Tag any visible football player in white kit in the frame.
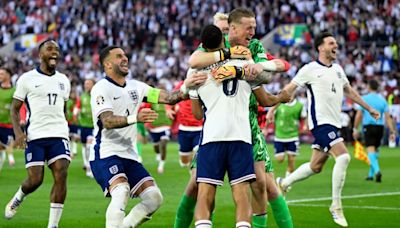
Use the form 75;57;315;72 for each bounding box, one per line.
276;32;380;227
90;45;207;228
5;40;71;228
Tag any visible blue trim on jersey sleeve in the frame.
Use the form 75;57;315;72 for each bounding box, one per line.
105;76;126;88
94;120;103;160
306;84;318;128
24;97;31;132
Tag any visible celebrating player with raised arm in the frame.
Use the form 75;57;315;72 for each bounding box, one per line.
276;31;380;227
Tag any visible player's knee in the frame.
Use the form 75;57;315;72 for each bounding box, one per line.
337;153;351;164
310;164;323;173
140;186;163;214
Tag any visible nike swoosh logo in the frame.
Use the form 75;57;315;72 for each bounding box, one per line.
113;96;121;100
35;84;42;88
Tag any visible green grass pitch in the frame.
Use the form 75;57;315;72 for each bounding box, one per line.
1;142;399;227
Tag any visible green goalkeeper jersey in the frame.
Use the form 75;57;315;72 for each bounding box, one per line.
0;86;15;124
78;92;94;128
274;99;303;141
66;99;76;124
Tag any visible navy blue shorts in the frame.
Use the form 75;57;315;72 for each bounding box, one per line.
25;138;71;168
149;129;170;144
311;124;343;152
78;126;94;144
90;155;153;197
196;141;255;186
178;130;201;154
69;124;79;135
0;127;14;145
274;141;299;155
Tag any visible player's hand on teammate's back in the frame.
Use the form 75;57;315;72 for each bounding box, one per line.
228;46;252;59
14;132;27;149
186;72;208;88
166;108;176;120
266;110;275;124
368;108;380;120
137;108;158;123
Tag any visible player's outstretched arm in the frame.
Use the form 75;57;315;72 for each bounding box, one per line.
10;98;26;148
253;87;291;107
344;84;380;120
99;109;158;129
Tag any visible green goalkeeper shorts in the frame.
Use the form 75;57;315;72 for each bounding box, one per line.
253;130;273;173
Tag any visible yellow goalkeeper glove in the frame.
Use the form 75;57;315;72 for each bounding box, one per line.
211;66;244;83
219;46;251;60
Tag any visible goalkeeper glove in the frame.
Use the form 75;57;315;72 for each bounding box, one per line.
211;66;245;83
217;46;251;61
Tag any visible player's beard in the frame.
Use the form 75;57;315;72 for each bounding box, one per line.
113;64;128;77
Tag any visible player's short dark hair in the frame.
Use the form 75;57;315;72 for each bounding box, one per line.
314;31;334;52
0;67;12;77
228;8;255;24
201;25;223;50
38;39;57;51
99;45;120;68
368;79;379;91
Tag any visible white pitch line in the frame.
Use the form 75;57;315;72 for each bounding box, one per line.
288;203;400;211
287;191;400;204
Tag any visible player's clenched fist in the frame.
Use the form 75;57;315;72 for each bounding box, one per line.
138;108;158;123
211;66;244;83
218;46;251;60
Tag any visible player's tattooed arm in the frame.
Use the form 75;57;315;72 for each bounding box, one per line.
11;98;26;148
158;90;188;105
99;111;128;129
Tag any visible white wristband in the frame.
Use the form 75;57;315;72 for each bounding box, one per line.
259;61;277;71
127;115;137;125
180;83;188;94
213;51;221;62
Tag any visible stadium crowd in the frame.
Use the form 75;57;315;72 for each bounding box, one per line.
0;0;399;142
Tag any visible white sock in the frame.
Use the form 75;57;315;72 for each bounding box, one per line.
158;160;165;168
15;186;26;201
106;183;130;228
47;203;63;228
282;162;315;188
236;221;251;228
332;154;350;208
122;186;163;227
0;151;5;169
195;220;212;228
7;153;15;164
81;147;88;168
85;144;91;165
70;141;77;155
285;170;291;177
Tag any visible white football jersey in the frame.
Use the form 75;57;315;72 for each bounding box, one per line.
292;61;349;130
90;77;151;161
190;59;254;145
13;68;70;141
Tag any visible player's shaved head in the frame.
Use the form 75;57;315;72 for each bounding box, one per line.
201;25;223;50
99;45;120;68
228;8;255;24
314;31;334;52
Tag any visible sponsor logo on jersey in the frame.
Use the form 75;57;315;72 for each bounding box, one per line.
109;165;119;174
